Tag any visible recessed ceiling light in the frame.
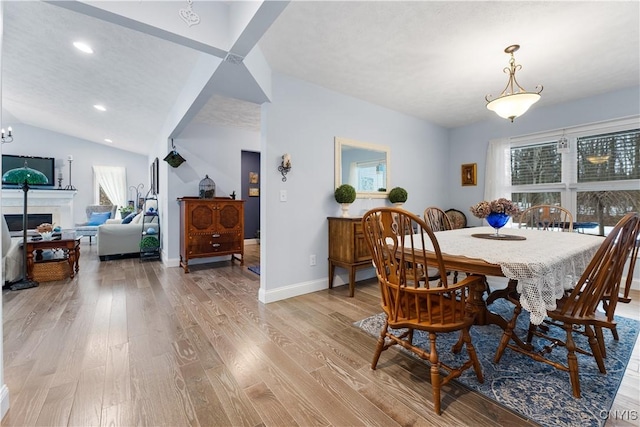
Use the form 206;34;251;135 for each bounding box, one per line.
93;104;106;112
104;138;113;143
73;41;94;54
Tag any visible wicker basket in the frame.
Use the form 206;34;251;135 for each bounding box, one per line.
33;259;71;282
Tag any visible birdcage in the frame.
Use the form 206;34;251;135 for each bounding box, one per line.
199;175;215;199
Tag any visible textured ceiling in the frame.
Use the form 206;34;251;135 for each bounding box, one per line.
2;1;639;155
259;1;640;128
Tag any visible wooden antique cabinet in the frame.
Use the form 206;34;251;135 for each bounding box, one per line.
327;216;372;297
178;197;244;273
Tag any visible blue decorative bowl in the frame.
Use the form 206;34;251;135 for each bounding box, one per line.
486;212;510;229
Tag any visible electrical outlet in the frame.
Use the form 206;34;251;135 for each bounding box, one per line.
280;189;287;202
309;254;316;266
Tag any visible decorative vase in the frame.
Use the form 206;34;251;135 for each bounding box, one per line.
341;203;351;217
393;202;404;209
486;212;510;237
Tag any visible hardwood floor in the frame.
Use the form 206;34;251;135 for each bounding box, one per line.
3;243;639;426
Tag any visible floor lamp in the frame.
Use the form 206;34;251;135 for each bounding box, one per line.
2;162;49;290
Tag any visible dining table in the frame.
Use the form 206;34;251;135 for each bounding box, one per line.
403;226;604;328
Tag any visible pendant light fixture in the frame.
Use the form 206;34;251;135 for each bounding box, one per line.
485;45;543;122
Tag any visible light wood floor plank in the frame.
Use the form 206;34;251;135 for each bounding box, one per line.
2;244;638;427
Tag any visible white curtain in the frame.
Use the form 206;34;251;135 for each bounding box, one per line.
484;138;512;201
93;165;126;215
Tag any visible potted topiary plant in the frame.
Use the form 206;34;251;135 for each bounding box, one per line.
140;235;159;251
334;184;357;217
388;187;408;207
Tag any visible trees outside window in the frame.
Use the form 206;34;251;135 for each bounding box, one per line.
507;120;639;235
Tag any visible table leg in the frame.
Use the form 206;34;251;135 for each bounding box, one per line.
26;250;35;281
75;245;80;273
465;275;532;352
68;247;76;278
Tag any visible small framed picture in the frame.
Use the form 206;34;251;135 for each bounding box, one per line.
249;172;259;184
461;163;477;186
249;187;259;197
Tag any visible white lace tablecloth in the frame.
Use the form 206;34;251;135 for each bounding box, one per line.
412;227;604;325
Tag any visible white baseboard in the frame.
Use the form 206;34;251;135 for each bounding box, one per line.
1;384;9;421
259;278;328;303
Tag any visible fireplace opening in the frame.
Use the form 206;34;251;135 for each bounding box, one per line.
4;214;53;232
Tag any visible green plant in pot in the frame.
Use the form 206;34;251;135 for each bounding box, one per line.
389;187;408;206
140;235;159;250
119;205;135;216
334;184;356;217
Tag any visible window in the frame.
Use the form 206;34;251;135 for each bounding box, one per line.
356;161;386;192
92;165;127;211
505;118;639;235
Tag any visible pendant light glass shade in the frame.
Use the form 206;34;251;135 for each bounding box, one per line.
486;92;541;121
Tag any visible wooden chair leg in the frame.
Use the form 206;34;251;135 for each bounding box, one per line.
586;325;606;373
494;303;522;363
526;321;538;343
594;325;607;360
371;322;387;369
428;332;441;415
462;329;484;383
564;325;581;398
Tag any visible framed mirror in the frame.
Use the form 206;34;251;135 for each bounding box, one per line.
335;137;390;199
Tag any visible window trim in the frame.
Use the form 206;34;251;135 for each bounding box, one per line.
502;115;639;233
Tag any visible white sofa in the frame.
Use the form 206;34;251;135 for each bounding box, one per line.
2;216;22;284
97;212;158;260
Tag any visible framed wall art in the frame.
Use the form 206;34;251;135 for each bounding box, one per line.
461;163;477;186
249;187;259;197
249;172;259;184
150;157;159;194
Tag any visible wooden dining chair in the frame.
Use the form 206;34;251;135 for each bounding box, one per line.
493;212;640;398
518;204;574;232
423;207;453;232
422;206;460;283
596;214;640;352
362;207;485;414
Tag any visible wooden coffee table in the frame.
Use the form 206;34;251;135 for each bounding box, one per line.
23;233;82;280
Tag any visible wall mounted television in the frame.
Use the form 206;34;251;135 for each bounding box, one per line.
2;154;56;188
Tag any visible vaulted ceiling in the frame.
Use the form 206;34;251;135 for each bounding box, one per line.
2;1;638;155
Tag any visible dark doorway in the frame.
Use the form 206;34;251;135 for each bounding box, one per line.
241;151;260;240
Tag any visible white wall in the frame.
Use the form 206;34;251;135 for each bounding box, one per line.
259;73;449;302
1;123;149;224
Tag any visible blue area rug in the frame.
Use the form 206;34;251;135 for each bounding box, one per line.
354;299;639;427
248;265;260;275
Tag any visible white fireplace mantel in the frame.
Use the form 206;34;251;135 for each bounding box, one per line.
1;189;77;229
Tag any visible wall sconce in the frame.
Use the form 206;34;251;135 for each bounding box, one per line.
278;153;292;182
1;126;13;144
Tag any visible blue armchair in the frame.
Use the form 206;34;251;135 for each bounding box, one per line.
75;204;117;244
